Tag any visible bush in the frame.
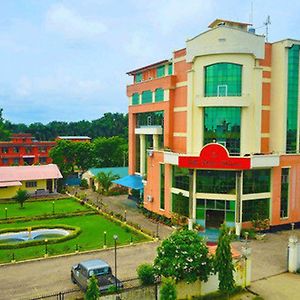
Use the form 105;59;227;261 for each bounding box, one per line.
108;185;128;196
137;263;156;285
85;275;100;300
160;278;177;300
80;179;89;189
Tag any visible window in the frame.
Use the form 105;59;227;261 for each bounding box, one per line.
136;111;164;128
286;44;300;153
141;90;152;104
196;170;236;194
135;73;142;83
13;147;19;153
242;198;270;222
280;168;289;218
204;107;241;155
243;169;271;194
205;63;242;97
25;181;37;188
2;147;8;154
172;166;189;190
26;147;32;154
155;88;164;102
132;93;139;105
168;63;173;75
156;65;165;78
39;157;47;164
160;164;165;209
39;146;46;153
2;158;8;164
172;193;189;216
13;158;19;165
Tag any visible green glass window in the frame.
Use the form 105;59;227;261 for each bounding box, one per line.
155;88;164;102
135;135;140;173
280;168;289;218
243;169;271;194
286;45;300;153
144;135;153;174
242;198;270;222
160;164;165;210
172;166;189;190
204;107;241;155
136;111;164;127
196;170;236;194
205;63;242;97
172;193;189;216
168;63;173;75
157;65;165;78
141;90;152;104
196;199;234;212
135;73;142;83
132;93;139;105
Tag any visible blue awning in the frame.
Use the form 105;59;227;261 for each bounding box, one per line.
113;175;143;190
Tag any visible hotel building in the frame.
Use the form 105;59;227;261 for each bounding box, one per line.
126;19;300;234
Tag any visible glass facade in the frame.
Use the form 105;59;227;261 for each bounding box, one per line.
172;166;189;190
204;107;241;155
172;193;189;217
168;63;173;75
136;111;164;128
160;164;165;210
144;135;153;174
135;136;140;173
205;63;242;97
280;168;289;218
141;90;152;104
196;170;236;194
243;169;271;194
132;93;139;105
155;88;164;102
286;44;300;153
157;65;165;78
242;198;270;222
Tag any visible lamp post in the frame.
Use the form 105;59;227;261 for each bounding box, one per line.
113;235;118;291
5;208;7;220
44;239;48;257
103;231;107;248
52;201;55;215
124;210;127;222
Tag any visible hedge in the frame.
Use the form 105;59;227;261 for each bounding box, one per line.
0;224;81;249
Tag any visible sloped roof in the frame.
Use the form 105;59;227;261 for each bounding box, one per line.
0;164;63;182
89;167;128;178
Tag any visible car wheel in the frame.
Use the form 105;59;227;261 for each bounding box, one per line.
71;273;76;284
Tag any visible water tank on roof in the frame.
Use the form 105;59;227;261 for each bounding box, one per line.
248;27;256;34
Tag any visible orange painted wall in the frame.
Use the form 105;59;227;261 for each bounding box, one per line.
260;137;270;153
259;43;272;67
261;110;270;133
262;82;271;105
271;155;300;226
172;137;187;153
174;60;192;83
173;111;187;133
174;48;186;58
173;86;187;107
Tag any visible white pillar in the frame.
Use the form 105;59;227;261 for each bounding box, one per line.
288;235;299;273
140;135;145;175
235;171;242;236
153;134;159;150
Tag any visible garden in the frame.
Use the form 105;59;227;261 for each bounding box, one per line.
0;197;149;263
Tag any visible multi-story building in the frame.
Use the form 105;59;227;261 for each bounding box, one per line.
0;134;55;166
126;19;300;234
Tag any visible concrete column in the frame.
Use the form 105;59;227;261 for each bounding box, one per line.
153;134;159;150
188;169;194;230
192;169;196;220
235;171;242;236
140;135;146;175
288;235;299;273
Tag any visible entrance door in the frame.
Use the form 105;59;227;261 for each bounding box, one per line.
206;210;225;228
46;179;53;193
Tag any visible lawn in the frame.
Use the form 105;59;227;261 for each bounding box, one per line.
0;214;150;263
0;198;92;220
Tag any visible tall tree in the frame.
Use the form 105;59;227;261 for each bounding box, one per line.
215;224;235;294
0;108;10;141
73;142;95;173
96;171;119;194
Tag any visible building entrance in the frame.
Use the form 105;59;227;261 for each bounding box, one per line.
205;210;225;228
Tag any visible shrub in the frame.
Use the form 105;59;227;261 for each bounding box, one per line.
80;179;89;189
160;278;177;300
85;275;100;300
137;263;156;285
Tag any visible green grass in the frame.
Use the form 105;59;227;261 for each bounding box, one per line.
0;214;149;263
0;198;91;219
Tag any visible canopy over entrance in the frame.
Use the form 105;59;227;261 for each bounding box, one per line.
113;175;143;190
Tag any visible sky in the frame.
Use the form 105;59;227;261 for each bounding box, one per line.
1;0;300;124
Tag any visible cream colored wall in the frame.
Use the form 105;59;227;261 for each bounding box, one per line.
187;53;263;155
0;186;19;199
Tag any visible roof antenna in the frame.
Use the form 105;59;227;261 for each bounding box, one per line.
249;1;254;24
264;15;271;42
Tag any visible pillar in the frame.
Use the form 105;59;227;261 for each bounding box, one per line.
188;169;194;230
235;171;242;236
153;134;159;150
140;135;145;175
288;234;299;273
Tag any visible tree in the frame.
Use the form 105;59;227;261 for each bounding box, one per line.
73;142;95;173
0;108;10;141
160;278;177;300
95;171;119;194
214;224;235;294
137;263;156;286
85;275;100;300
14;189;30;208
154;230;212;283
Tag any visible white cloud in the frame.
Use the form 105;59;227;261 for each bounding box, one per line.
45;4;107;40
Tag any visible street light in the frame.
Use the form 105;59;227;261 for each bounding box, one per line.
52;201;55;215
44;239;48;257
113;234;118;291
5;208;7;219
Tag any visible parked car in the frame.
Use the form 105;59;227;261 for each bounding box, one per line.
71;259;123;292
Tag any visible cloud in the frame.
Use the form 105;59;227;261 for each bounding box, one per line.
45;4;107;40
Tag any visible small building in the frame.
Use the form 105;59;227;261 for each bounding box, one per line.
0;133;56;166
56;136;91;143
0;164;63;199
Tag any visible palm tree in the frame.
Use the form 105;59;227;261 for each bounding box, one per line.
95;171;119;195
14;189;30;208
